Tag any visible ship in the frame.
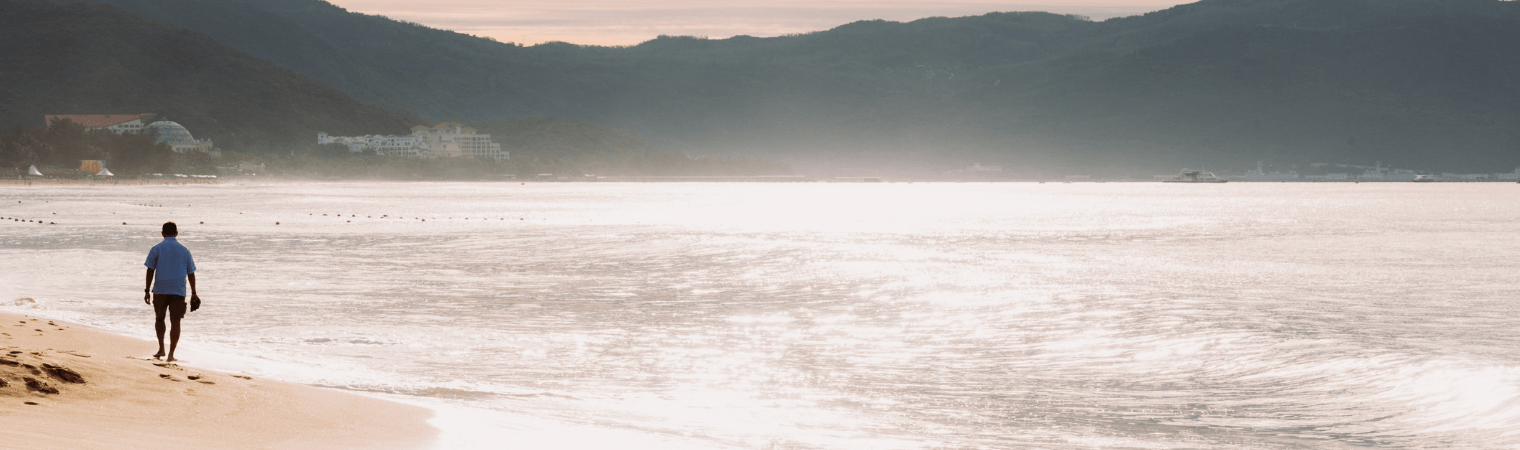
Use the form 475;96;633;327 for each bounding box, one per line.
1163;169;1228;183
1413;175;1438;183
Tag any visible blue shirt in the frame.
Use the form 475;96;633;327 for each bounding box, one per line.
145;237;196;296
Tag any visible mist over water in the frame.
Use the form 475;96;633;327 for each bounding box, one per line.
3;182;1519;449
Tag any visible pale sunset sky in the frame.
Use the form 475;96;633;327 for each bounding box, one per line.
326;0;1193;46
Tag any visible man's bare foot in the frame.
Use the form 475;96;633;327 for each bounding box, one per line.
152;352;164;360
166;356;177;363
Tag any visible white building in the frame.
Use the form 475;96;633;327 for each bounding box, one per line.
318;123;506;159
146;121;218;156
1497;168;1519;181
317;133;364;152
411;123;506;159
1238;161;1300;181
317;133;424;156
372;134;428;157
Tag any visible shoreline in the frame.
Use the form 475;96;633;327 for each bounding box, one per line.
4;178;1517;186
0;179;220;186
0;310;438;450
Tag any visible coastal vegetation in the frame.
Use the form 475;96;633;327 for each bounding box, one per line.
0;117;786;179
1;119;169;178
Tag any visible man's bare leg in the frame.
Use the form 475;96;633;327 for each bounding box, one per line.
153;305;168;359
167;316;182;362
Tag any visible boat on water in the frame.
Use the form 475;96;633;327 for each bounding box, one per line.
1413;175;1438;183
1163;169;1227;183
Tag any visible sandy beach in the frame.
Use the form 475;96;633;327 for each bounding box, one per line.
0;311;437;450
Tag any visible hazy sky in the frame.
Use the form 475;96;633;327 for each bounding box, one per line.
327;0;1191;46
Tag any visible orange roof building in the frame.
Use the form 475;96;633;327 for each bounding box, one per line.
45;114;155;134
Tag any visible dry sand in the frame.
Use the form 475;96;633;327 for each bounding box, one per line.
0;311;437;449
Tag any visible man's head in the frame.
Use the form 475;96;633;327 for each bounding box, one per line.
162;221;178;237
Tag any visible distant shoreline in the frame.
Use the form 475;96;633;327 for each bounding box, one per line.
2;178;1515;186
0;179;219;186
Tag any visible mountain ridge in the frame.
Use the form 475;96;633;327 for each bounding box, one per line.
33;0;1520;173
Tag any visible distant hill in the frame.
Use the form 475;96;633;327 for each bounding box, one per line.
0;0;414;152
59;0;1520;173
1027;0;1520;172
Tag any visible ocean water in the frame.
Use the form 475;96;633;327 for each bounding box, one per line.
2;182;1519;449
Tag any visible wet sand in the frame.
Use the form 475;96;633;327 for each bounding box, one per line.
0;311;436;450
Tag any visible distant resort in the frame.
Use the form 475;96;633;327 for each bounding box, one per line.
10;114;513;180
7;112;787;182
318;123;507;160
45;114;217;156
40;114;510;162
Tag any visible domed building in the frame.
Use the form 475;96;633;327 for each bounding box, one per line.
147;121;216;155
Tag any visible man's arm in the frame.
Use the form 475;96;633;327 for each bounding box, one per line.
187;273;197;300
144;268;155;304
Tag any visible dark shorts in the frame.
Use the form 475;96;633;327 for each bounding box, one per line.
153;294;187;321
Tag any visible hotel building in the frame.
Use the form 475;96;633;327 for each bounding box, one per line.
318;122;507;159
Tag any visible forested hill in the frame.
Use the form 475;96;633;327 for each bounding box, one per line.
52;0;1520;173
0;0;413;152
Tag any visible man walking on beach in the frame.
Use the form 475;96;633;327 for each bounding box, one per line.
144;221;198;362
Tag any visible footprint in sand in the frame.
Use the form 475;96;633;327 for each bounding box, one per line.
159;374;181;381
232;375;253;380
43;363;85;384
24;377;59;394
